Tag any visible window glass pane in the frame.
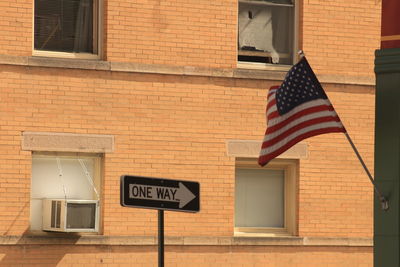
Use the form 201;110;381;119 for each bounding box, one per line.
235;168;284;228
31;157;95;199
34;0;94;53
30;155;98;230
238;2;294;64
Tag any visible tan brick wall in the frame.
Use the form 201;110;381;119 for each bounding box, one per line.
0;64;374;238
302;0;381;77
106;0;237;68
0;0;31;56
0;245;372;266
298;84;375;237
0;0;379;265
0;1;381;75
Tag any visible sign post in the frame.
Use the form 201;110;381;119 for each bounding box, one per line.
120;175;200;267
158;210;164;267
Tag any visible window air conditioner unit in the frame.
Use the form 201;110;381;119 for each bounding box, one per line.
42;199;99;232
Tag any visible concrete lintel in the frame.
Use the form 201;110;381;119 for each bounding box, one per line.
22;132;114;153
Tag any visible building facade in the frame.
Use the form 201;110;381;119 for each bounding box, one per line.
0;0;379;266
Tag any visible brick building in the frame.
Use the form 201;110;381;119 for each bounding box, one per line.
0;0;379;266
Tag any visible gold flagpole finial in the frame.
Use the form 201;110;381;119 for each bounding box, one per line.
298;50;305;59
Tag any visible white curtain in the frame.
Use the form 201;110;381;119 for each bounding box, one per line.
238;3;279;63
74;0;93;53
238;3;293;64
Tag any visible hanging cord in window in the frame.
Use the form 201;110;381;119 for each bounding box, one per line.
78;159;100;200
56;157;68;201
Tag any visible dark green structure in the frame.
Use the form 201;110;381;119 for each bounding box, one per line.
374;48;400;267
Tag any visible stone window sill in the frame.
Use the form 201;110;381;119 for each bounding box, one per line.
0;235;372;247
0;54;375;86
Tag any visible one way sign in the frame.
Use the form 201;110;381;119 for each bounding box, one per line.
120;175;200;213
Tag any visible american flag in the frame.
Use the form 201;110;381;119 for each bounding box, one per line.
258;57;346;166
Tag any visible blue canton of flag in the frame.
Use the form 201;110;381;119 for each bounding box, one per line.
276;58;327;115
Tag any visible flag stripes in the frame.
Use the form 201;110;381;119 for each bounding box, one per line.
258;58;346;166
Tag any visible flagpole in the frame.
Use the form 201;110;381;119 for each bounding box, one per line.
344;132;389;211
296;50;388;211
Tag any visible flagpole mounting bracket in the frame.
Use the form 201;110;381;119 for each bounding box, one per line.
380;196;389;211
344;132;389;211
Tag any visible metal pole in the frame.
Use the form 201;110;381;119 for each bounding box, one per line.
344;132;389;211
158;210;164;267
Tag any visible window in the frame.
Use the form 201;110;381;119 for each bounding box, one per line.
34;0;101;59
30;153;102;232
238;0;296;66
234;158;297;236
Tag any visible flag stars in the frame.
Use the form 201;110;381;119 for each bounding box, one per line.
275;59;327;115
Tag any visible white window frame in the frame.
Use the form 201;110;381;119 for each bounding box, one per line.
234;158;297;237
30;152;103;233
32;0;103;60
237;0;299;70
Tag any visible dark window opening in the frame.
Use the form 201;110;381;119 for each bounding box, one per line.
34;0;95;53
